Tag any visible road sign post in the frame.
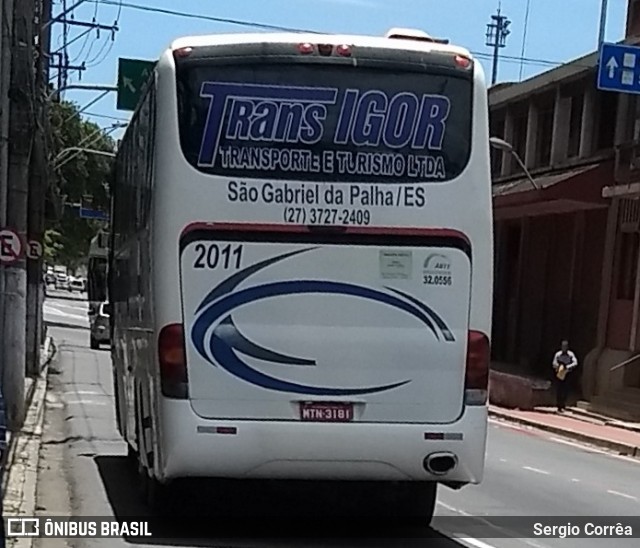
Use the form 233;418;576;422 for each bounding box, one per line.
117;58;155;111
26;240;43;260
0;228;24;265
597;43;640;94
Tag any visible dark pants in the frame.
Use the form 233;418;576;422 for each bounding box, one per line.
555;377;569;410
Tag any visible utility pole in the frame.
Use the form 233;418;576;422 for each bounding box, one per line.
3;0;36;429
485;5;511;85
26;0;53;375
0;0;16;421
598;0;608;51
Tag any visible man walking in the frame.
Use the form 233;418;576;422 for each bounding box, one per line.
552;340;578;412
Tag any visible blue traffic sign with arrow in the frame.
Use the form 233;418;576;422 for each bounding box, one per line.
598;42;640;94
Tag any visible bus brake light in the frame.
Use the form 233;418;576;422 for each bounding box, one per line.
454;55;472;69
336;44;352;57
174;47;193;58
159;323;189;399
298;43;314;54
464;330;489;405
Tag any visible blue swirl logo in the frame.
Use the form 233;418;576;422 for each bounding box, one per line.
191;248;455;396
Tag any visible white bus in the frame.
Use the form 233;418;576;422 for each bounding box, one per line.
110;28;493;523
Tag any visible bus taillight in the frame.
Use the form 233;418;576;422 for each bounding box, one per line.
159;323;189;399
464;330;489;406
454;54;472;69
298;43;314;54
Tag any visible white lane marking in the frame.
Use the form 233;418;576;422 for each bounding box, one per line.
437;502;547;548
48;301;88;311
571;478;581;482
491;418;640;466
65;399;108;406
607;489;638;501
438;500;472;516
548;436;640;464
499;458;508;462
454;538;498;548
44;305;87;322
522;466;550;475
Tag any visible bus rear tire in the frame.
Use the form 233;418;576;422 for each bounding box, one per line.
90;337;99;350
146;476;176;516
392;482;437;526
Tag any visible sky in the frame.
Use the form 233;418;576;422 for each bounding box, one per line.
51;0;630;140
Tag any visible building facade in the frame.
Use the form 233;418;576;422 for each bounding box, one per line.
488;43;640;416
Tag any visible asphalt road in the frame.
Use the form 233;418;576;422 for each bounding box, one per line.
35;301;640;548
44;290;89;330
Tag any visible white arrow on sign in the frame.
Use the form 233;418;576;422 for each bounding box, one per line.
122;76;136;93
606;56;619;78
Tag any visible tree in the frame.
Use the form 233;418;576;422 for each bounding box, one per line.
46;101;117;268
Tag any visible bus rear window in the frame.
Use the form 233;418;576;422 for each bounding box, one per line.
176;63;472;183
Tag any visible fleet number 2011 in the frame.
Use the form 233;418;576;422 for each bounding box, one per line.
193;244;243;270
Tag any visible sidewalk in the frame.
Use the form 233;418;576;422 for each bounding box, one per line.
489;405;640;458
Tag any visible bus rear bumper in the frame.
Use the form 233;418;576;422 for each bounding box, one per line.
156;400;487;484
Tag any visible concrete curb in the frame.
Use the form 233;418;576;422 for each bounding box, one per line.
3;337;56;548
489;408;640;458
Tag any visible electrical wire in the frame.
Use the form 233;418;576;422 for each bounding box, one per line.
84;111;130;122
96;0;322;33
55;124;121;171
96;0;592;71
519;0;532;80
51;27;93;56
62;90;110;124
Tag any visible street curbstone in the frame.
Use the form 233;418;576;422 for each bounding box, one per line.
489;408;640;459
3;337;55;548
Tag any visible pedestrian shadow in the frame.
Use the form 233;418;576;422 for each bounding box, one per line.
94;455;462;546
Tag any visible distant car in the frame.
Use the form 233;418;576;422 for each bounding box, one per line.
55;274;69;290
69;279;84;293
90;302;111;349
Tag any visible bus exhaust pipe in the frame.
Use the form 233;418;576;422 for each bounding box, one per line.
424;452;458;475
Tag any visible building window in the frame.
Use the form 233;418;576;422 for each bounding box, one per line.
567;93;583;158
617;231;639;301
596;91;617;151
535;102;554;167
511;109;527;174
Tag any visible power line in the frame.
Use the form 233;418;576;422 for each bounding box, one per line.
519;0;532;81
96;0;587;72
96;0;322;33
83;111;129;121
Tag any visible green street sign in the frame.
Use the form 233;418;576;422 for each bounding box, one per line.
117;58;155;111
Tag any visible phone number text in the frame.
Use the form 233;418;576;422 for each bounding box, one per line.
284;207;371;225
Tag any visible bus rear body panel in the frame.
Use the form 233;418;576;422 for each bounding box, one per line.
180;229;471;425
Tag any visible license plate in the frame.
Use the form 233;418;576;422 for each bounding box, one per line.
300;402;354;422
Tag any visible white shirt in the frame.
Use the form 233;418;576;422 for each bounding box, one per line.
552;350;578;370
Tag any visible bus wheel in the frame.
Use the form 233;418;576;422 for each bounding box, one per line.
146;476;176;516
392;482;437;526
